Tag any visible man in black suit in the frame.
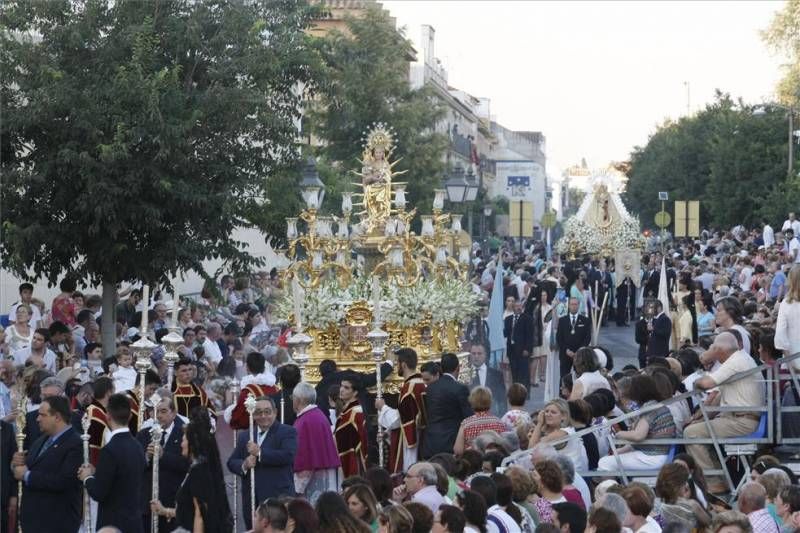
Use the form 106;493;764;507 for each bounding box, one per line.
12;395;83;533
79;393;146;533
645;300;672;359
469;344;507;416
227;396;297;531
593;261;613;326
1;420;15;533
136;393;190;532
555;297;592;378
422;353;473;458
24;375;65;450
615;275;636;326
503;301;534;389
635;315;650;368
271;363;301;426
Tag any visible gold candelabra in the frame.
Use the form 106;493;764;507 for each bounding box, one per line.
278;124;475;388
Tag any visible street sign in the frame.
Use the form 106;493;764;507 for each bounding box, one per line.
658;192;669;201
541;211;557;229
674;201;687;237
687;200;700;237
655;210;671;228
509;201;534;238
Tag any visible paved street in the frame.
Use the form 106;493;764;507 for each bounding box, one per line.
524;321;640;411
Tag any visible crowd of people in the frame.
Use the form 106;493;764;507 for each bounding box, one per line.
0;212;799;533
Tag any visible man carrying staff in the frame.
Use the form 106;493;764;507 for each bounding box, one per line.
87;376;114;465
227;396;297;531
376;348;427;473
334;377;368;477
13;395;83;533
136;393;189;532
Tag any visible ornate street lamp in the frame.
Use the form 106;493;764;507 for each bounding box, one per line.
300;157;326;209
464;167;479;202
444;166;468;204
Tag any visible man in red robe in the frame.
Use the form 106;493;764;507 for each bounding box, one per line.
223;352;278;430
125;369;161;433
334;377;367;478
86;376;114;465
377;348;426;473
172;358;215;418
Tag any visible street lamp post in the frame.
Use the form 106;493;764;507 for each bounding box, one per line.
464;167;479;237
482;203;493;257
754;103;797;177
444;165;468;204
299;156;326;205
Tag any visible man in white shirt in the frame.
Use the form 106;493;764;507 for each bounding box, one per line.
783;212;800;236
787;229;800;264
684;332;764;493
13;329;57;372
8;283;42;328
392;462;444;513
202;322;223;365
763;219;775;248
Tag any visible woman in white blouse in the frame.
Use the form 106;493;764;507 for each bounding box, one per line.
776;265;800;365
569;347;611;400
5;305;34;354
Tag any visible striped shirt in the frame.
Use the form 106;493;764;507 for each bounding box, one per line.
635;401;677;456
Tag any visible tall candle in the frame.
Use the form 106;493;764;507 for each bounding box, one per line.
371;276;382;325
291;278;303;332
140;284;149;336
171;283;179;328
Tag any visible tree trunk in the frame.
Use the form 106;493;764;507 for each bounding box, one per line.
101;281;117;358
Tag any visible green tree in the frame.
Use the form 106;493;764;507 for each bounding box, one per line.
625;93;788;229
307;6;447;216
762;0;800;107
0;0;322;353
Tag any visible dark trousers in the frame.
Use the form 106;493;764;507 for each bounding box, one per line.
638;349;647;369
559;352;573;380
509;352;529;389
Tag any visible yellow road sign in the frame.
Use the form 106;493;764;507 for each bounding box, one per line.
509;201;533;238
541;211;557;229
655;210;671;228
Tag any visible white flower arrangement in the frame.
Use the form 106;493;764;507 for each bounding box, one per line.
275;276;480;329
556;216;644;255
556;218;602;254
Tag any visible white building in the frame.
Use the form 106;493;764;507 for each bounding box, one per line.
0;227;287;316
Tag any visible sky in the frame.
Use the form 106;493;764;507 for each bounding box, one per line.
381;0;787;178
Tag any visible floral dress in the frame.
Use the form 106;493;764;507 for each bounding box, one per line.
51;295;76;326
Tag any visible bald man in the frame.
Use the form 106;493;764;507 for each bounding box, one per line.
684;332;764;494
739;482;780;533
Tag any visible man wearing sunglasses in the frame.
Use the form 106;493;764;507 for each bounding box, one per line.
227;396;297;531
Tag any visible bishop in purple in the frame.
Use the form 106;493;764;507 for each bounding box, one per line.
291;382;342;503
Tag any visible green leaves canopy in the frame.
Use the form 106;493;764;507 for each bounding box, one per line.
624;92;795;229
0;0;321;287
307;6;447;217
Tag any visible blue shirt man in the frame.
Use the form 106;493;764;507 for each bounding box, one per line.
770;268;786;300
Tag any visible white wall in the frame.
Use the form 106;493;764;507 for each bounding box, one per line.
492;160;547;226
0;227;286;314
